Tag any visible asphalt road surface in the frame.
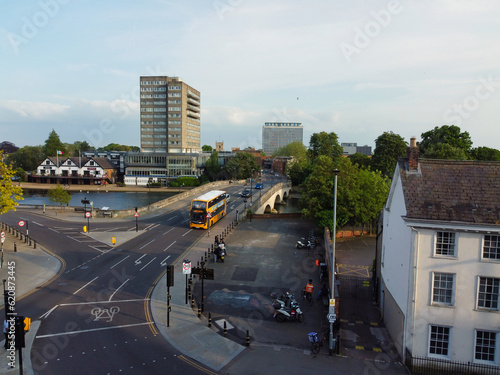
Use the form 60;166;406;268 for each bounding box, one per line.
0;180;272;375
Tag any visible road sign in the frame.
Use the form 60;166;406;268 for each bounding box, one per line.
134;212;139;217
0;231;5;238
327;313;336;323
85;211;91;218
206;212;212;219
18;220;25;227
182;261;192;274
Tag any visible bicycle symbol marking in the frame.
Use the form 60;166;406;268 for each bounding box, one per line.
91;306;120;322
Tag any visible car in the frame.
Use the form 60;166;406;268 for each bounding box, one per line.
241;189;251;198
225;193;231;202
255;183;263;189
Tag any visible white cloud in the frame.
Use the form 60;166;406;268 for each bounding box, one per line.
0;100;69;118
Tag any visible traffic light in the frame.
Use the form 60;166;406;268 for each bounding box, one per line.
166;265;174;287
14;316;25;349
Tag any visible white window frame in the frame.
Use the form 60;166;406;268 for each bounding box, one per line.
428;325;451;358
477;276;500;311
432;272;455;306
434;231;457;257
483;234;500;261
474;330;498;365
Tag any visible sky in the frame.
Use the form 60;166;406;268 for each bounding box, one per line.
1;0;499;152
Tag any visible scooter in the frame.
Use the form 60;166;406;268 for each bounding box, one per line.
296;240;313;249
271;293;304;322
215;243;226;263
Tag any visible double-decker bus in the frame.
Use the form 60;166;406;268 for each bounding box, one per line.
189;190;227;229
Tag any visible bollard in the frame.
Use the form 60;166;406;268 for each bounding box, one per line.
211;243;214;251
197;304;201;318
19;234;23;242
204;252;207;262
246;330;250;346
191;296;195;308
14;242;17;252
223;320;227;336
34;240;36;249
29;237;32;246
188;285;191;300
25;234;28;244
208;312;212;328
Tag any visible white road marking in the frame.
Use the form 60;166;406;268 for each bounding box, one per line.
35;322;151;339
160;256;171;267
182;229;193;236
163;241;176;252
73;277;98;295
166;216;177;221
109;279;129;301
59;298;148;307
140;257;156;271
33;221;43;226
162;228;175;236
49;228;60;233
139;239;155;249
135;254;146;265
39;305;59;319
110;255;130;269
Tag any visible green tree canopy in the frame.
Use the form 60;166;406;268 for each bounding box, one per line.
0;152;23;213
422;143;470;160
470;146;500;161
47;184;72;211
419;125;472;157
6;145;45;172
204;151;221;181
371;131;407;179
348;153;372;170
223;152;259;180
100;143;139;152
44;129;66;157
272;141;307;160
307;132;343;162
202;145;213;152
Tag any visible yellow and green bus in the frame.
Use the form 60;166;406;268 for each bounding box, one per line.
189;190;227;229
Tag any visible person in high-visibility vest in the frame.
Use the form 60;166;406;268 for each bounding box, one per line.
304;279;314;302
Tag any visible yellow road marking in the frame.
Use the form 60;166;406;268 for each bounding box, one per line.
178;355;219;375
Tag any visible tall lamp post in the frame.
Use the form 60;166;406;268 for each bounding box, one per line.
329;169;340;355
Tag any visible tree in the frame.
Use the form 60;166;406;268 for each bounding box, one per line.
204;151;221;181
470;146;500;161
100;143;140;152
419;125;472;157
272;141;307;160
371;132;407;179
348;153;371;169
287;158;313;186
307;132;343;162
0;152;23;214
6;145;45;172
223;152;259;180
422;143;469;160
44;129;66;156
0;141;19;154
47;184;72;212
202;145;213;152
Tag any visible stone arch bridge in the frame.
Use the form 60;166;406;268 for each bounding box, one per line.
250;182;293;214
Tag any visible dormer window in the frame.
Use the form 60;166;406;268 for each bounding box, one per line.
90;161;95;166
46;160;50;165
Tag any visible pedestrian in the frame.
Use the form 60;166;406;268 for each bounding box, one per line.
304;279;314;303
3;320;8;349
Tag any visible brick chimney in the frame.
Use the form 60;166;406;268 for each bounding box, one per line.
407;137;419;171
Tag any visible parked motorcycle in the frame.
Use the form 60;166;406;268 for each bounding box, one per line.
296;239;313;249
271;292;304;322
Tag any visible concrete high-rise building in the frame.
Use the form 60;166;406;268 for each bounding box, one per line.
262;122;303;155
140;76;201;153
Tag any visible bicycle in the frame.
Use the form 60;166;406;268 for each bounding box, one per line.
308;331;327;354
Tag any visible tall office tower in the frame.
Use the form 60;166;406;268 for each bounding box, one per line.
262;122;303;155
140;76;201;153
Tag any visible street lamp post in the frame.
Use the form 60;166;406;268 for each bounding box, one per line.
329;169;340;355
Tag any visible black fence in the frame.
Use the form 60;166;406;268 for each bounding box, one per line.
406;351;500;375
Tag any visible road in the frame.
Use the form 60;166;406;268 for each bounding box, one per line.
0;177;282;375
